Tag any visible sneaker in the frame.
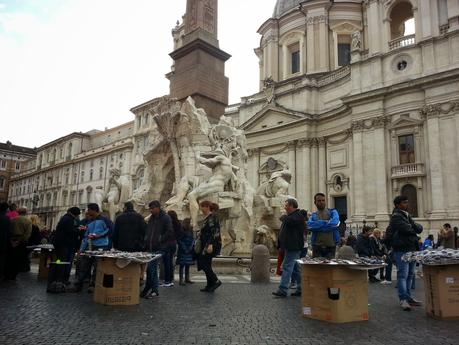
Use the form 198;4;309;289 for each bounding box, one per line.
146;291;159;299
400;300;412;311
380;280;392;285
272;290;287;298
209;280;222;292
408;298;422;307
291;291;301;297
289;282;297;289
140;289;151;298
160;282;174;287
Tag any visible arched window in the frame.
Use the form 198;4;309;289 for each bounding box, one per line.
401;184;418;217
390;2;415;40
0;176;5;190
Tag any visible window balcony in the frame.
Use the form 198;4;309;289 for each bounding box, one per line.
389;34;415;51
391;163;425;179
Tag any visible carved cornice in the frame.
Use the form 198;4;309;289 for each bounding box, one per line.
326;129;353;145
306;15;328;25
420;100;459;119
352;116;390;132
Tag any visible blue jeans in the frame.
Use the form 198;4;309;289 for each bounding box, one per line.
394;251;415;301
160;246;175;284
144;259;159;294
279;250;301;295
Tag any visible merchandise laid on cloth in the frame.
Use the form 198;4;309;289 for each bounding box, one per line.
79;251;162;306
298;257;386;267
298;256;386;324
402;249;459;320
402;249;459;266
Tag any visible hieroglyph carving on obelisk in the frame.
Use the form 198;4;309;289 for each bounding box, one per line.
185;0;217;36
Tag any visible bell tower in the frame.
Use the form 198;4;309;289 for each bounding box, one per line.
168;0;231;122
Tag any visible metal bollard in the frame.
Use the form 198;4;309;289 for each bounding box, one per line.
251;244;270;283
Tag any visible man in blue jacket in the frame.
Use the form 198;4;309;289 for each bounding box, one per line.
307;193;340;259
71;203;109;292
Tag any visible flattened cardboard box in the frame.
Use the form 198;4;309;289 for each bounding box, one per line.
423;264;459;320
94;257;141;306
301;265;369;323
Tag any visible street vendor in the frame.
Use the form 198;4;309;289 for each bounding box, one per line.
70;203;109;293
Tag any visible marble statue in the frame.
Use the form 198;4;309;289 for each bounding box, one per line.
100;168;131;221
351;31;362;51
131;95;255;255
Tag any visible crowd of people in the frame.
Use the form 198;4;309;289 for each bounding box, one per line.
0;199;223;297
272;193;459;312
2;192;458;311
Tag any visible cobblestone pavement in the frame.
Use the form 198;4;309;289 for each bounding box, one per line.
1;265;458;345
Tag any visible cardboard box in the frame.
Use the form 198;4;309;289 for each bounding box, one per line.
38;249;55;280
94;257;141;306
423;264;459;320
300;264;369;323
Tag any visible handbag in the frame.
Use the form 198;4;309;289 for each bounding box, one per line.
194;231;202;255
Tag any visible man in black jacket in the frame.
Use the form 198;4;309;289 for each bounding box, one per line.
273;198;306;298
389;195;423;311
356;227;379;282
112;202;146;252
0;202;11;280
141;200;174;298
53;207;81;283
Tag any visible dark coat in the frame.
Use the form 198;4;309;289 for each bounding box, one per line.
28;225;42;246
370;236;386;257
112;211;146;252
198;214;222;258
389;208;423;252
176;232;195;266
53;213;79;250
0;213;10;250
278;209;306;251
356;233;372;257
144;210;173;252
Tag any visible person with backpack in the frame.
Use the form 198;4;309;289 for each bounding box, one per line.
176;218;195;285
389;195;423;311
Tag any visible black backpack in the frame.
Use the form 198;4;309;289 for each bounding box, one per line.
383;225;394;249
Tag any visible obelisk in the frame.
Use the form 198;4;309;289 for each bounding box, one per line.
169;0;231;122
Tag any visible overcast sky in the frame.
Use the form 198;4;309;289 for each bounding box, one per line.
0;0;275;148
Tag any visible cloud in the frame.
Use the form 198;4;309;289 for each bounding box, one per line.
0;0;275;148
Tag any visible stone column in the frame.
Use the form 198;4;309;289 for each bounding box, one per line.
299;35;305;74
447;0;459;32
306;18;315;73
352;127;366;221
288;141;297;197
318;138;327;194
282;44;289;80
317;16;329;72
300;140;312;211
367;0;382;55
374;123;389;220
426;115;446;218
310;139;319;209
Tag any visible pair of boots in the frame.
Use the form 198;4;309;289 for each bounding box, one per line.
179;276;194;286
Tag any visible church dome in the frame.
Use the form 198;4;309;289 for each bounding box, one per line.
272;0;306;18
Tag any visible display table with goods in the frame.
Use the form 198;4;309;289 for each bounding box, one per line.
81;250;162;306
27;244;55;280
297;257;386;323
403;249;459;320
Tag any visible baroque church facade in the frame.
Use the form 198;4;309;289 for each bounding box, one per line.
225;0;459;231
8;0;459;233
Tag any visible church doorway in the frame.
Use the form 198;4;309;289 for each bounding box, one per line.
401;184;418;217
334;196;348;237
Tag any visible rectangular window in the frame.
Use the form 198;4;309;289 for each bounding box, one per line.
399;134;415;164
338;43;350;66
15;162;20;171
0;160;5;169
0;177;4;190
291;51;300;74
